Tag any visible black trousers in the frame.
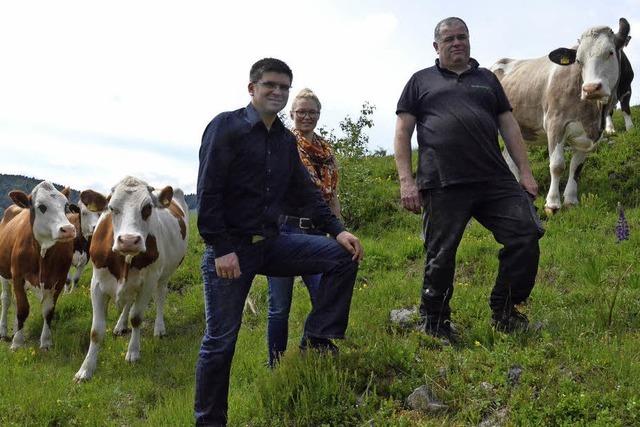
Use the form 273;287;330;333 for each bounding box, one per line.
420;180;544;322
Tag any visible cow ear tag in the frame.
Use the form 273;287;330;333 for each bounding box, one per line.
560;56;570;65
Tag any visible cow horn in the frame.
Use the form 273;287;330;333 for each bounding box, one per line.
615;18;631;49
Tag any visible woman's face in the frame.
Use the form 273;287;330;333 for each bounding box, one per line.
291;98;320;134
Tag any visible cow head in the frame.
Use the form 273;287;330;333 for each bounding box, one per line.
9;182;77;253
548;18;630;102
81;176;173;257
78;199;103;240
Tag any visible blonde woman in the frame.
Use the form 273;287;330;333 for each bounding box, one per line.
267;88;341;367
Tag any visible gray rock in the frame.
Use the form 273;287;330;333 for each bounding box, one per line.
478;407;509;427
507;365;523;386
406;385;448;413
390;307;419;328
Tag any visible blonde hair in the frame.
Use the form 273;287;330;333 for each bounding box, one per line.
291;88;321;112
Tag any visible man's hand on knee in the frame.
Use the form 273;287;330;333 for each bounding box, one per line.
215;252;242;279
336;231;364;262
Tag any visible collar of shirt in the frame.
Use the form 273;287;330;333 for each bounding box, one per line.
243;102;287;133
435;57;480;77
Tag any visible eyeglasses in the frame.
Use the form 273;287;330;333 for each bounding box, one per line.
439;34;468;43
256;81;291;92
293;110;320;118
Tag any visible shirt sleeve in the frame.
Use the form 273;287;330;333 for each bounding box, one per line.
396;73;420;116
487;70;512;114
287;138;345;237
196;114;236;257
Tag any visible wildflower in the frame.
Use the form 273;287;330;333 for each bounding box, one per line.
615;202;630;242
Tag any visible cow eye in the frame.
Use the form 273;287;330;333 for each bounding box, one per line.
38;204;47;214
64;203;70;214
609;50;614;56
109;206;120;215
141;203;152;220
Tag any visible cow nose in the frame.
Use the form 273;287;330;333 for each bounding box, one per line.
582;82;602;94
59;225;76;239
118;234;142;246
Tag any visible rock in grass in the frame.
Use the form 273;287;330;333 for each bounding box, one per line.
507;365;523;386
478;407;509;427
406;385;448;413
390;307;420;329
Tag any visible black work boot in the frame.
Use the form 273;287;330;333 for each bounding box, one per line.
424;318;460;343
492;306;529;333
299;336;339;355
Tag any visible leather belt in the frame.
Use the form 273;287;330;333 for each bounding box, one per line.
280;215;315;230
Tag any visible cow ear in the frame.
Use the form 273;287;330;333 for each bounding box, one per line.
157;186;173;208
80;190;108;212
9;191;31;208
615;18;631;49
548;48;576;66
60;186;71;199
68;203;81;214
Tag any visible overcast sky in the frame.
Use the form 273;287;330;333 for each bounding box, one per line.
1;0;638;194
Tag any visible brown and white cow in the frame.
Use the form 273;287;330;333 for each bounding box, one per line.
0;182;78;350
491;18;631;215
65;199;104;293
74;176;188;381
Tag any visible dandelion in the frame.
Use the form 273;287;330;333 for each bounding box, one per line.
615;202;630;242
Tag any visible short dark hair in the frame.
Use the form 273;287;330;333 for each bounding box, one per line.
434;17;469;41
249;58;293;83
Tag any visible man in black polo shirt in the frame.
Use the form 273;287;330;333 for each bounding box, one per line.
394;17;544;341
195;57;363;426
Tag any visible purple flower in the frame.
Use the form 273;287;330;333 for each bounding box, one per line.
616;202;630;243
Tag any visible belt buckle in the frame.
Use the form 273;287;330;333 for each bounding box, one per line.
251;235;265;244
298;218;313;229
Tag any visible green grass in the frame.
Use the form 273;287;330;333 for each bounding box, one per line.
1;108;640;426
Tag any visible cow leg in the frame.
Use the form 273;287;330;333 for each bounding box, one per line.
0;277;11;339
113;302;131;335
11;278;29;350
546;141;565;213
74;278;109;381
563;150;588;206
125;282;155;362
621;94;634;131
39;288;55;349
604;113;616;135
66;263;85;293
152;280;168;337
502;147;520;180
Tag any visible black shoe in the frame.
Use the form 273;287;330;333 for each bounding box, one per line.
424;319;460;343
299;336;339;354
492;306;529;333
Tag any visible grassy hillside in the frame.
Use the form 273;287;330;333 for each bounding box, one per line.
0;108;638;426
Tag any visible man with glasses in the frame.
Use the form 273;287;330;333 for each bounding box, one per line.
394;17;544;343
195;57;363;426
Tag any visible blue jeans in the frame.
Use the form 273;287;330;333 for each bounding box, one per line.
194;233;358;426
266;223;322;367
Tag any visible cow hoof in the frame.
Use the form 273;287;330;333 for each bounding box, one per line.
154;330;167;338
10;343;22;351
563;202;578;209
544;207;558;217
74;370;92;383
113;328;131;336
40;345;51;351
125;351;140;363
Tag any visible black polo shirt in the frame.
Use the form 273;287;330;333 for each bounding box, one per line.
396;58;515;190
197;103;344;257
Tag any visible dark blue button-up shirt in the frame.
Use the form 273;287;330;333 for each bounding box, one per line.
197;103;345;257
